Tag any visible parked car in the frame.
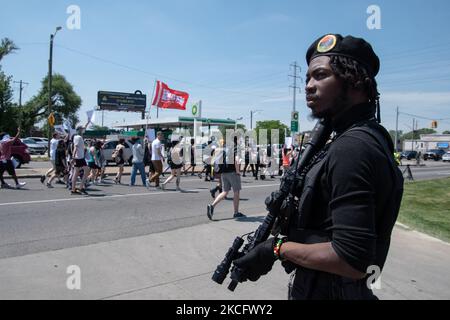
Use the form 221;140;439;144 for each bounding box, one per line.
11;140;31;168
423;149;446;161
400;151;418;160
21;138;47;155
442;151;450;162
26;137;49;147
102;139;134;165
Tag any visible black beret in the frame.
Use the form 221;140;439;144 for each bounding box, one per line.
306;34;380;78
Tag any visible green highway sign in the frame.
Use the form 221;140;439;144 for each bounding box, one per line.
291;111;299;132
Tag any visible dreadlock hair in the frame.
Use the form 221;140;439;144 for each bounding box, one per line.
329;55;381;123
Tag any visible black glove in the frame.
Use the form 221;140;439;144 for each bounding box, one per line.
232;238;277;282
265;191;286;213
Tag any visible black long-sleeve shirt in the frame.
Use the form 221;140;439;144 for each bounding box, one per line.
295;103;403;274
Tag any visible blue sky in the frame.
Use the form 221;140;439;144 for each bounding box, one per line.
1;0;450;132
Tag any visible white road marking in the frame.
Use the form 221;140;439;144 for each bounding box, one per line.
0;184;279;207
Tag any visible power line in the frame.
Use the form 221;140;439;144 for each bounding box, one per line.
56;44;286;100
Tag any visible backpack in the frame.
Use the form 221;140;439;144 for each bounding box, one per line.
112;145;123;163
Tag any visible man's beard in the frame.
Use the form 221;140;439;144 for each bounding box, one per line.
310;91;349;120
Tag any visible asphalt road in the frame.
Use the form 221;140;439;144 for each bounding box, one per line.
0;175;280;259
2;162;449;260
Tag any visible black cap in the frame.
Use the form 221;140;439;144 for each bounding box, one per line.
306;34;380;78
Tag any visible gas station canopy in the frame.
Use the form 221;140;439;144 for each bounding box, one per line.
112;116;236;130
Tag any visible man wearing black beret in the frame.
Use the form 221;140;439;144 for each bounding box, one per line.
233;34;404;299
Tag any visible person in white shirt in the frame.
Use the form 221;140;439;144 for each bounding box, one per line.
41;133;60;184
71;124;89;194
149;131;165;188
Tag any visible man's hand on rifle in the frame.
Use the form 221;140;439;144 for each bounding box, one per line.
232;238;277;282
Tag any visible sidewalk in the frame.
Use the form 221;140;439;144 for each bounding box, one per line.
0;218;449;300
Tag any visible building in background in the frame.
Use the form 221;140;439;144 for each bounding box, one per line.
403;134;450;153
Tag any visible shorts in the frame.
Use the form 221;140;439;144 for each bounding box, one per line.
221;172;241;192
0;160;16;176
88;162;100;170
74;159;87;168
55;166;67;175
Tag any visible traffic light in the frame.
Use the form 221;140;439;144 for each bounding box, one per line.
431;120;438;129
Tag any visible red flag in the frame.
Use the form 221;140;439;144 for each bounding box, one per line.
152;81;189;110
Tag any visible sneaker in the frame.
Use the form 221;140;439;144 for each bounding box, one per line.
79;188;88;195
207;204;214;220
233;212;246;219
210;187;217;199
40;175;45;184
16;182;26;189
46;183;54;188
1;183;11;189
71;190;80;195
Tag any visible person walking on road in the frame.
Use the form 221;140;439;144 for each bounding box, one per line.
113;139;126;184
0;127;27;189
242;138;255;178
47;139;68;188
71;124;89;194
41;132;60;184
130;137;147;187
149;131;165;188
161;138;184;191
184;138;197;176
207;139;245;220
86;140;101;185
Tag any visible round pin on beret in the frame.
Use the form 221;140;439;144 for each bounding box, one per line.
317;35;337;53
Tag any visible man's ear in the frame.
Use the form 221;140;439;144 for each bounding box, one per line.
353;80;365;90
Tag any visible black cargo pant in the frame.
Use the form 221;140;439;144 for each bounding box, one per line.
288;267;378;300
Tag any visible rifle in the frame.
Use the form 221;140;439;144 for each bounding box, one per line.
212;119;332;291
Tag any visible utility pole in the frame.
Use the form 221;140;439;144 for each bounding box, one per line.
47;26;62;156
412;118;415;152
395;106;399;152
13;80;29;107
289;62;302;112
289;62;302;141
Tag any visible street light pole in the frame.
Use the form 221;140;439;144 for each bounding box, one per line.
47;26;62;156
250;110;262;130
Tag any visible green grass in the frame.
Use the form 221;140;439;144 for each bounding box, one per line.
398;178;450;242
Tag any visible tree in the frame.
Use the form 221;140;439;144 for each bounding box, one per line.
0;38;20;133
443;131;450;134
21;74;82;134
0;70;20;134
402;128;436;140
90;124;110;131
255;120;290;145
388;130;403;146
0;38;19;62
217;124;247;142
